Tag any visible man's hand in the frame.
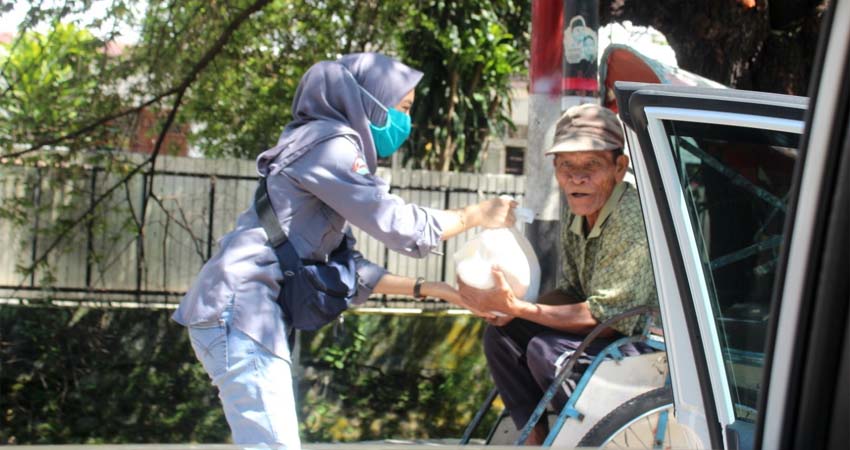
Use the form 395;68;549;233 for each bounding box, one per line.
427;281;497;320
457;266;520;316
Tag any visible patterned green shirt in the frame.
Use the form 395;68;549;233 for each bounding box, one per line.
557;182;658;336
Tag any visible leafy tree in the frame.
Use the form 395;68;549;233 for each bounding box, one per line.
603;0;825;95
0;22;143;286
400;0;529;171
178;0;409;159
161;0;527;166
0;23;130;153
2;1;529;167
1;0;276;286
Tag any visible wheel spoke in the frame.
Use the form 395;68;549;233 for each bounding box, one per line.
626;422;650;448
586;389;678;449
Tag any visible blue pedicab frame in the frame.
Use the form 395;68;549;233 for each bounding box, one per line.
459;306;670;447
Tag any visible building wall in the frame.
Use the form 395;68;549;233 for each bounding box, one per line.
482;78;531;175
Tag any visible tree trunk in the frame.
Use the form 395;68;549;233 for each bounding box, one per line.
602;0;826;96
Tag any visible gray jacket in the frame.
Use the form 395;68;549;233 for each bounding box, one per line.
172;135;446;361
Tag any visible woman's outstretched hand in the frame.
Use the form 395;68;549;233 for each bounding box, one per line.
470;197;517;229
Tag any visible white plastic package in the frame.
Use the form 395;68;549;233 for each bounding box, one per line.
453;199;541;302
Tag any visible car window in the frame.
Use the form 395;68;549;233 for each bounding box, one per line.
662;120;800;423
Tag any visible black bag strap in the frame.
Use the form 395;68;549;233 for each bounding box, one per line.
255;177;305;277
254;177;288;248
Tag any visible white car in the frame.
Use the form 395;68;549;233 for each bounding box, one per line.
603;1;848;448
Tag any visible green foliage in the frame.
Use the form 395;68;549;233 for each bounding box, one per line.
298;314;497;442
172;0;531;167
178;0;411;159
0;20;156;284
2;1;528;168
0;305;228;444
399;0;529;171
0;306;497;444
0;22;130;152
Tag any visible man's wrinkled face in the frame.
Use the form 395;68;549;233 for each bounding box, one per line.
554;150;628;220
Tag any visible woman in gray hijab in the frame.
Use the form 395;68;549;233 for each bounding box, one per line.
172;53;515;447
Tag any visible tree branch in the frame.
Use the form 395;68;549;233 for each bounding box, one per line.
10;0;274;293
149;192;208;264
2;0;274;160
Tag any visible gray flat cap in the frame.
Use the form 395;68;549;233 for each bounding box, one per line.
545;103;624;155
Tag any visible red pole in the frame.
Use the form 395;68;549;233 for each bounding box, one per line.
530;0;564;97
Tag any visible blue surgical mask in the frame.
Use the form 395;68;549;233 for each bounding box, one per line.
359;86;412;158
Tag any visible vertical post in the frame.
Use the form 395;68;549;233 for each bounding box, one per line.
206;176;216;261
526;0;565;294
441;186;450;283
30;168;43;288
136;172;147;302
85;168;97;289
527;0;600;294
562;0;600;103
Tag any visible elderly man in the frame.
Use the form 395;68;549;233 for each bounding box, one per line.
458;104;658;445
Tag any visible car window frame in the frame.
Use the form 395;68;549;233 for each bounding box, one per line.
615;82;808;450
644;106;805;430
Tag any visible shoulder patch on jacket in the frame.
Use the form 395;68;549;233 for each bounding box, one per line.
351;156;370;175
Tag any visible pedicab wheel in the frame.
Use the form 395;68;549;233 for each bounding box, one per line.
577;387;678;449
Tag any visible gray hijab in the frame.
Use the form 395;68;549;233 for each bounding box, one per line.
257;53;423;176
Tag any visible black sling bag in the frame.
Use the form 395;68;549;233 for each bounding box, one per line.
254;177;358;330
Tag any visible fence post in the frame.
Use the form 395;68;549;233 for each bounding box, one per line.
30;168;43;288
85;167;98;290
207;176;216;261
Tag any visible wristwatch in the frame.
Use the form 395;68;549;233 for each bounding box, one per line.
413;277;426;299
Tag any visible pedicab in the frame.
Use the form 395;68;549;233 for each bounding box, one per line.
459;45;777;448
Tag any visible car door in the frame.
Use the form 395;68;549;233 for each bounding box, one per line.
613;82;807;450
613;0;849;448
756;1;849;449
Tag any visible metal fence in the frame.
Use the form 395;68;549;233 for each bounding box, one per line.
0;153;526;310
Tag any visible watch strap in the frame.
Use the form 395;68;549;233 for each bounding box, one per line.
413;277;426;299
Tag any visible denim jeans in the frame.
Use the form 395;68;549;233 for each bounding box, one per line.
188;308;301;449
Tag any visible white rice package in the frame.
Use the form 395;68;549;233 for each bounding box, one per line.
453;204;541;302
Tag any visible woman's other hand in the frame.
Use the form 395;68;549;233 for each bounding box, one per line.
484;314;514;327
425;281;497;319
